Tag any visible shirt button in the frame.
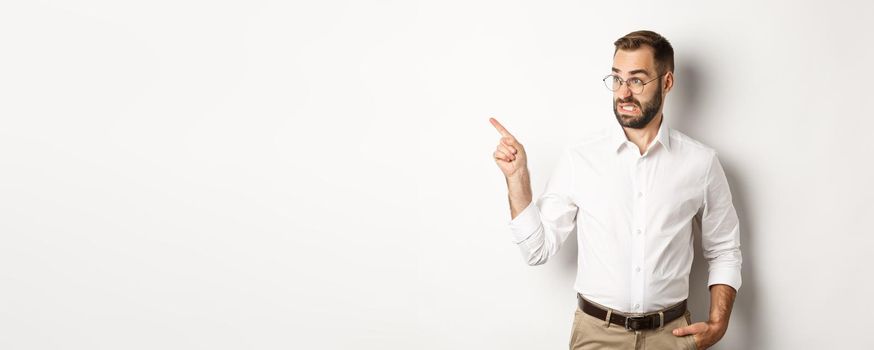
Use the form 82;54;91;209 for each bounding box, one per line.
634;304;640;310
636;229;642;235
637;191;643;198
635;266;641;272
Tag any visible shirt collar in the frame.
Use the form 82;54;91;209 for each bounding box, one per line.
611;118;672;154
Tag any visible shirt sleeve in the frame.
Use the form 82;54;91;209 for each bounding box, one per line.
507;148;579;266
700;151;743;291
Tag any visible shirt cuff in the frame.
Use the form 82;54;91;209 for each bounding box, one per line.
508;201;541;244
707;267;742;292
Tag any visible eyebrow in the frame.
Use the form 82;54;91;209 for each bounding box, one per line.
611;67;651;77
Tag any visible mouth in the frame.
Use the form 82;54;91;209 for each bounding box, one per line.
617;102;640;114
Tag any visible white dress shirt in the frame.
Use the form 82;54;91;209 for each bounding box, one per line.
508;119;742;314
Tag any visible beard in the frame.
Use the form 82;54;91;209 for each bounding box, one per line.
613;82;663;129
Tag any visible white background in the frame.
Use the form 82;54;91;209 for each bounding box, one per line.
1;0;872;349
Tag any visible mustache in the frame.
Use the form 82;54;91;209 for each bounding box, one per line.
615;97;640;106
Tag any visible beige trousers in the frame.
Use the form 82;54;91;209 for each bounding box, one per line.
569;300;698;350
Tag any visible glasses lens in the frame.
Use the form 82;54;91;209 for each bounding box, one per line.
628;78;644;94
604;76;620;91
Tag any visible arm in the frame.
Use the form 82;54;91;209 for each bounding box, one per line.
673;151;743;349
490;118;578;266
673;284;736;349
489;117;533;219
506;168;532;220
708;284;736;327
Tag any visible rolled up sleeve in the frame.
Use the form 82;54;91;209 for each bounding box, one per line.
700;151;743;291
507;149;578;266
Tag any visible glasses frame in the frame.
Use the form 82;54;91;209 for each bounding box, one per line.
603;73;667;94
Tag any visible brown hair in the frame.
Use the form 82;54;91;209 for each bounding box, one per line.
613;30;674;74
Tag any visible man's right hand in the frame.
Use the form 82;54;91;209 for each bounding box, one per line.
489;117;528;179
490;117;533;219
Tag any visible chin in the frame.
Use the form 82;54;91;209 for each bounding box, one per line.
620;115;643;123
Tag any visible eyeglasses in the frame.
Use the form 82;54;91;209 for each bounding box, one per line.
602;73;666;94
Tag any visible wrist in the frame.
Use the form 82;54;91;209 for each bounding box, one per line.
506;173;532;199
506;168;530;184
707;318;729;332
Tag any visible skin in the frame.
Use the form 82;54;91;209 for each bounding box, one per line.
490;45;737;350
611;45;672;155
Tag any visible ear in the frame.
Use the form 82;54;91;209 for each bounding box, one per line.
663;71;674;95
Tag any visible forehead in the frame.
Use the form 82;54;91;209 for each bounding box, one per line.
612;47;656;75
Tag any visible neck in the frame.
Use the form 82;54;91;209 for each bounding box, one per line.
623;113;663;155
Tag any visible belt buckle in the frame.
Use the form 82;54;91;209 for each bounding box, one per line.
624;315;647;331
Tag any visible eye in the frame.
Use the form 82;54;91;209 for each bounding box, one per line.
628;77;643;85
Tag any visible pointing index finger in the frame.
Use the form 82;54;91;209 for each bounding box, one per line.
489;117;512;137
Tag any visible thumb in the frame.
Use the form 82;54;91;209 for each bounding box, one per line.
673;322;706;336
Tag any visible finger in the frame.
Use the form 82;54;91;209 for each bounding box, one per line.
494;150;511;162
498;143;516;156
489;117;513;137
501;136;519;147
672;322;708;336
497;145;515;160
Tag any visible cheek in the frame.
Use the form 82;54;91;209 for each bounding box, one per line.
637;93;657;106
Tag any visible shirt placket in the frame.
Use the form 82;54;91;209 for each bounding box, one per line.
630;152;647;313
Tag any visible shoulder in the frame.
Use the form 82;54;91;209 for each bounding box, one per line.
667;129;724;182
668;128;718;158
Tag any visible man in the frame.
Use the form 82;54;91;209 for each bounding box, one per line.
489;30;741;350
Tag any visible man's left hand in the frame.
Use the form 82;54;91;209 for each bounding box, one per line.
672;320;727;350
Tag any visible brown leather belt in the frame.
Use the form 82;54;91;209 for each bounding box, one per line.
577;293;686;331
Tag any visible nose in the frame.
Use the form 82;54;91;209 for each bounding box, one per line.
616;82;633;99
